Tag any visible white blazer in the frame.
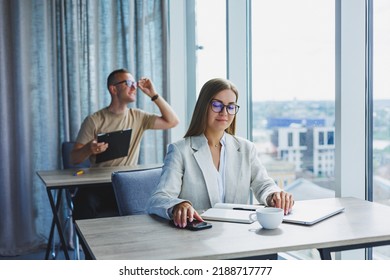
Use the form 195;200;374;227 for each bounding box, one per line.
147;134;280;219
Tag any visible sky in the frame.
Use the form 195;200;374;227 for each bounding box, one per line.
195;0;390;102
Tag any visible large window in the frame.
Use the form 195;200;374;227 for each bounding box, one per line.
195;0;226;94
190;0;387;260
251;0;335;198
373;0;390;260
250;0;335;260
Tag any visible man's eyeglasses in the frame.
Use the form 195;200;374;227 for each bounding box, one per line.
113;79;137;89
210;100;240;115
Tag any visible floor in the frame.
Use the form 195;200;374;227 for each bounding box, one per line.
0;245;84;260
0;212;86;260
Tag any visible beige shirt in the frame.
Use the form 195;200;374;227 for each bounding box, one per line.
75;107;157;167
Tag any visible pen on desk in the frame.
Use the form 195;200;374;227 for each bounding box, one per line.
73;170;84;176
232;207;256;211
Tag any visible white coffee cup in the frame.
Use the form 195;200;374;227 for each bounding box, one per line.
249;207;284;229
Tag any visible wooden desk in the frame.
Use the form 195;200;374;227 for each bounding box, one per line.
75;197;390;260
37;163;162;260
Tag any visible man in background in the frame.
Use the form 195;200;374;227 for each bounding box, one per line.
71;68;179;219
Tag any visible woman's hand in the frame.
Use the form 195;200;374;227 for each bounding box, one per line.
172;202;204;228
268;191;294;215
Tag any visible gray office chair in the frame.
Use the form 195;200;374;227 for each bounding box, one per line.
61;141;91;259
111;167;162;215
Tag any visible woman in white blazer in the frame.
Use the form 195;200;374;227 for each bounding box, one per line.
147;78;294;228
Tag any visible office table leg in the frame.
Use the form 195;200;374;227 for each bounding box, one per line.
65;189;81;260
318;240;390;260
45;190;61;259
45;207;57;260
46;189;70;260
233;253;278;260
318;249;332;260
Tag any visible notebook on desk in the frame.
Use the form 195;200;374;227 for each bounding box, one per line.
283;199;345;225
201;208;257;224
201;203;265;224
96;129;132;163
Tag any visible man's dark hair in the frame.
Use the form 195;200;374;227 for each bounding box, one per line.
107;68;130;90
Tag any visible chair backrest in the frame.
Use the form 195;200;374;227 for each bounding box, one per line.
61;141;91;169
111;167;162;216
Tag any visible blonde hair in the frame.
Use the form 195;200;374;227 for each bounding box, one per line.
184;78;239;137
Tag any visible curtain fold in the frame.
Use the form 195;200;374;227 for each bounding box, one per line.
0;0;167;256
0;0;40;256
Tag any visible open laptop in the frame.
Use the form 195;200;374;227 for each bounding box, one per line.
96;129;132;163
283;199;345;225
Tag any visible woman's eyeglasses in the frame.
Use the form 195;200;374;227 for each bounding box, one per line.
210;100;240;115
113;79;137;89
